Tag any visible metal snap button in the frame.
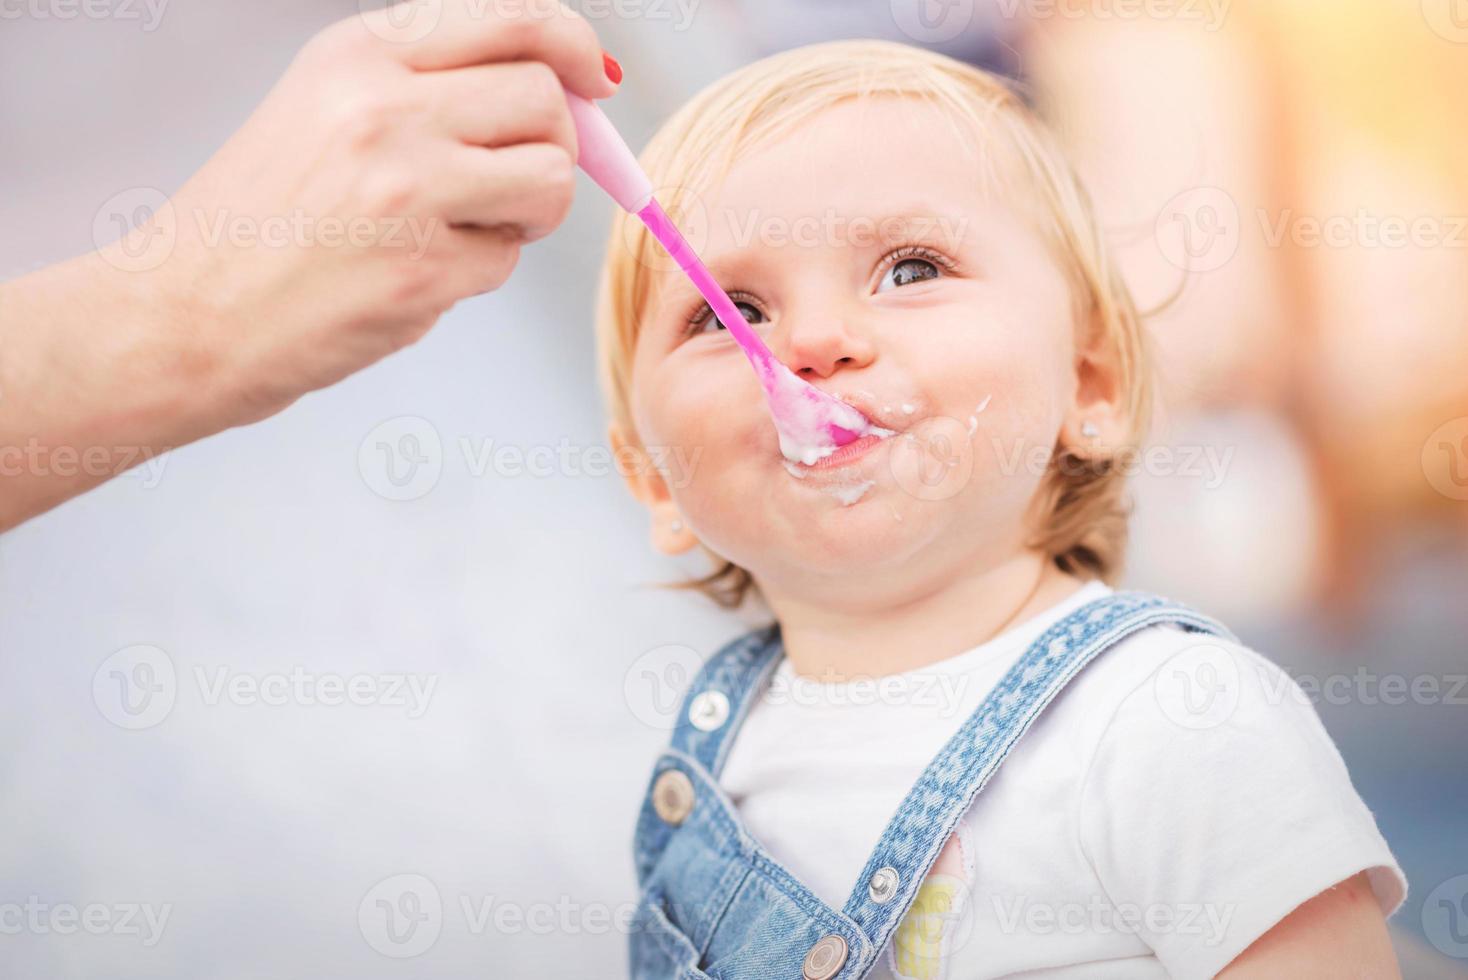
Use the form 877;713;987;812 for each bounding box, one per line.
868;866;900;904
802;934;847;980
688;690;730;732
651;769;695;826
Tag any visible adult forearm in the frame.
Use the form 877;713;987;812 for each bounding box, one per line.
0;247;227;530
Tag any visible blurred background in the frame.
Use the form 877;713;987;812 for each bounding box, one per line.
2;0;1465;976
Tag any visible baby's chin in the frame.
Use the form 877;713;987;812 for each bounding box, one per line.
744;508;947;611
676;431;978;587
753;476;942;577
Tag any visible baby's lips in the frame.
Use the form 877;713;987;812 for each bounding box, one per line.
831;390;912;436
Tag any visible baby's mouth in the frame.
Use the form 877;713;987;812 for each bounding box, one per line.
799;432;888;470
780;392;903;476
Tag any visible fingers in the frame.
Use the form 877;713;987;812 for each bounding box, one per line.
363;0;616;100
424;61;577;157
432;223;524;298
435;142;575;241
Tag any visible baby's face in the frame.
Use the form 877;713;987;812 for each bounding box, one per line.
625;98;1091;608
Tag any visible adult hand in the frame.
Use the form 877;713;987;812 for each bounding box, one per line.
129;0;619;421
0;0;620;529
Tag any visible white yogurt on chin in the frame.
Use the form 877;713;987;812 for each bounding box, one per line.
826;480;875;506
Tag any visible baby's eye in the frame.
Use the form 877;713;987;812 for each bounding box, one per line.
878;258;940;292
875;245;955;293
689;293;766;334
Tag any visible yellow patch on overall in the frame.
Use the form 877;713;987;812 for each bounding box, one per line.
891;872;968;980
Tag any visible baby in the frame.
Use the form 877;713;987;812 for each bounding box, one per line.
594;40;1404;980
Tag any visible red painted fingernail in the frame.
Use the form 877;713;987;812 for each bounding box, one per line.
603;50;623;85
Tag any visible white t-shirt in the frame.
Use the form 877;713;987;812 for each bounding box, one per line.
719;582;1406;980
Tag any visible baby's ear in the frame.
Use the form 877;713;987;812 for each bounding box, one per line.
607;420;697;556
1063;311;1127;457
608;419;672;507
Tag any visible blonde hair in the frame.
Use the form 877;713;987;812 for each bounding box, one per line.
595;39;1150;609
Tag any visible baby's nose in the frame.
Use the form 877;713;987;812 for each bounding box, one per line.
778;316;876;380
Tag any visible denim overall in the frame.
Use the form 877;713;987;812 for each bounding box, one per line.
628;591;1234;980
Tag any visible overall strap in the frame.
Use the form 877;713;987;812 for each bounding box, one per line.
839;591;1234;970
667;622;786;778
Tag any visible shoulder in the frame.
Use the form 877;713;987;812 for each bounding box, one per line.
1065;612;1292;726
1061;613;1335;758
1055;616;1407;975
1024;592;1280;750
1056;613;1358;804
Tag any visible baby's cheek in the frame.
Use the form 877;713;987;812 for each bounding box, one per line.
645;383;767;548
978;388;1063;484
948;328;1068;468
665;459;777;574
887;360;1054;506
